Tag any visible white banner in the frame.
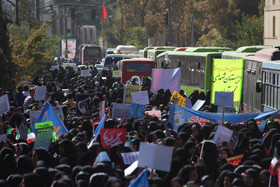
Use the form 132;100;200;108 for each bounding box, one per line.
138;142;173;172
131;90;150;105
112;103;131;119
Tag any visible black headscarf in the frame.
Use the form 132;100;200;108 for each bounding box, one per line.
89;172;109;187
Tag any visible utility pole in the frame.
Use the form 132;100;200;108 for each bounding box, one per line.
191;14;194;47
163;9;168;46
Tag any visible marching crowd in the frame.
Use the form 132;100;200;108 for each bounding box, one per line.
0;66;279;187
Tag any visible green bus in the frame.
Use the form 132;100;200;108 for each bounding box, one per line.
222;45;273;59
147;46;176;64
157;47;233;96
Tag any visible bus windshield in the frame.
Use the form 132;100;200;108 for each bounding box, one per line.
125;63;153;73
84;47;101;57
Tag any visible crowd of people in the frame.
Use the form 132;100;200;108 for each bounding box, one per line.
0;65;279;187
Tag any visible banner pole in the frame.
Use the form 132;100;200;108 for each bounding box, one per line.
200;141;205;160
268;173;272;187
222;105;224;125
132;104;139;130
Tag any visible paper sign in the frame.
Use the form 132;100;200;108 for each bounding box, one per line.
100;128;126;149
30;111;41;129
80;70;91;77
53;105;64;121
18;121;28;140
211;59;243;110
145;110;161;120
191;100;205;111
131;90;150;105
215;92;234;107
33;130;53;150
51;65;59;71
34;121;53;135
125;160;138;176
112;103;131;119
170;91;186;107
129;103;145;119
185;97;192;108
123;85;142;104
0;94;10;114
121;152;139;165
34;86;47;101
213;125;233;145
138;142;173;172
113;71;121;77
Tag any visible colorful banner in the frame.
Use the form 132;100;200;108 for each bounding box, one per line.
123;85;142;104
151;68;181;94
34;103;68;138
34;121;53;135
145;110;161;120
170;91;185;107
211;59;244;111
227;154;244;166
169;104;280;132
100;128;126;149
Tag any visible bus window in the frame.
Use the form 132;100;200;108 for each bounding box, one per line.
84;47;101;57
125;63;153;73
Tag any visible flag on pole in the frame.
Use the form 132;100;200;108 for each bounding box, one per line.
33;103;68;139
269;149;280;176
128;169;150;187
101;2;108;23
88;114;106;149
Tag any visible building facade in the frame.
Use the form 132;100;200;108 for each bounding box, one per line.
264;0;280;45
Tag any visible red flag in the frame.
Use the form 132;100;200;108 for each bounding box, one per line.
101;2;108;22
100;128;126;149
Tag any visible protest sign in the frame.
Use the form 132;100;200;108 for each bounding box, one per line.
211;59;243;110
121;152;139;165
145;110;161;120
34;121;53;135
131;90;149;105
113;71;121;77
212;125;233;145
51;65;59;71
169;104;280;132
30;111;41;129
138;142;173;172
170;91;186;107
215;92;234;107
76;94;92;116
123;85;141;104
129;103;145;119
33;130;53;150
34;86;47;101
100;128;126;149
191;100;205;111
80;70;91;77
0;94;10;115
112;103;131;119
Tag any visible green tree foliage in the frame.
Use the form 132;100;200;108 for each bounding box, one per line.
0;1;16;89
11;21;54;82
